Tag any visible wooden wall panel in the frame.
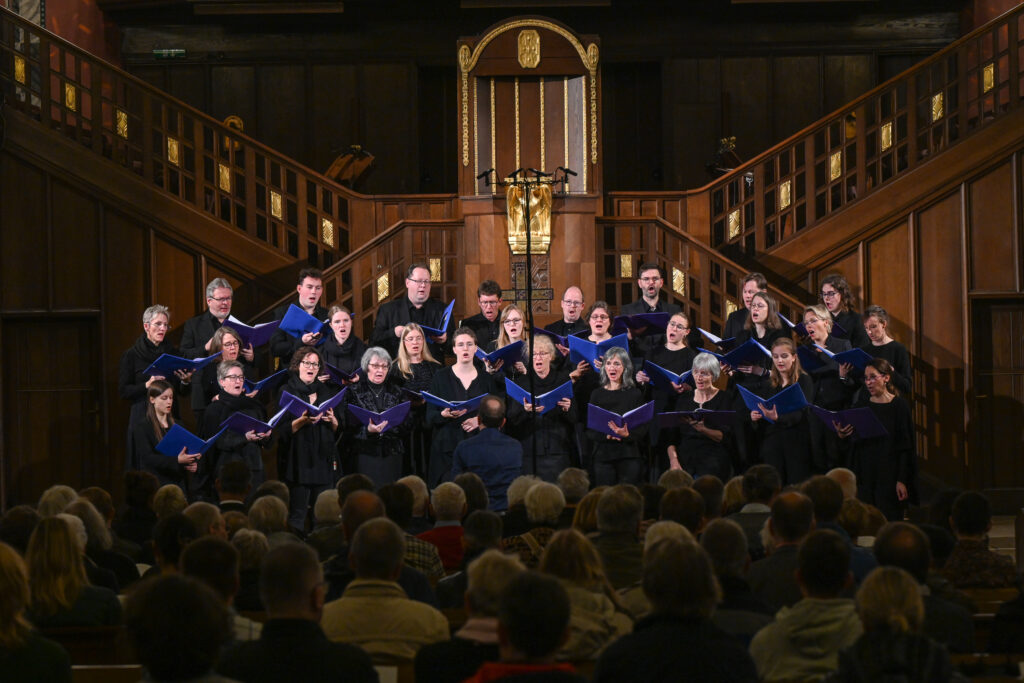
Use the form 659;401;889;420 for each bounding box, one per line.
722;58;771;167
51;182;101;310
518;79;542;175
310;65;359;177
210;66;257;135
866;218;914;345
167;65;209;113
824;55;873;114
362;64;416;195
153;237;198;333
969;161;1017;292
103;211;147;366
816;249;863;305
0;155;48;311
772;56;821;142
257;65;306;164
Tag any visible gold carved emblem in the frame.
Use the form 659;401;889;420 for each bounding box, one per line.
518;30;540;69
506;184;552;255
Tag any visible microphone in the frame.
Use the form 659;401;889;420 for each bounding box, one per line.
476;168;494;180
528;168;552;177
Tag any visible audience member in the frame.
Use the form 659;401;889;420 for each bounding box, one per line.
437;510;503;609
748;491;816;613
397;475;433;535
223;508;249;538
216;461;252;513
591;485;644;590
183;501;228;540
379;483;445;581
749;530;860;681
79;486;141;560
659;487;704;535
802;475;877;582
253;480;290;508
181;536;262;642
37;485;77;518
64;498;139;590
247;496;295;547
0;505;41;555
114;470;159;547
455;472;491;517
722;476;745;516
941;491;1017;588
57;513;118;592
150;513;199;575
336;473;375;506
152;484;187;520
419;482;467;571
693;475;725;522
232;528;269;612
321;518;449;659
504;482;566;568
304;489;344;561
700;518;773;645
452;395;523;512
556;468;590;527
727;464;779;561
594;537;758;683
503;475;541;537
617;521;694;619
217;543;377;683
657;468;693;490
571;487;608;535
826;467;858;501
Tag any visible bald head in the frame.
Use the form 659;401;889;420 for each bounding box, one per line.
341;490;385;541
874;522;931;584
826;468;857;501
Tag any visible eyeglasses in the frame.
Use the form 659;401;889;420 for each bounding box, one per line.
532;351;551;357
667;322;689;330
221;340;240;348
504;318;523;325
209;295;232;303
299;360;321;369
749;303;768;311
147;321;170;329
367;363;390;370
821;290;840;299
590;314;610;320
407;278;430;286
479;300;501;307
864;373;883;383
223;374;245;381
562;299;583;307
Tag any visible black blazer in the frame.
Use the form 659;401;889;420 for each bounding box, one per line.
270;302;329;366
371;296;452;359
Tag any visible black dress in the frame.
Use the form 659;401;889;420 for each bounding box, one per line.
199;389;272;495
506;369;577;482
586;385;649;486
339;379;410;485
426;367;495;487
667;388;734;481
849;394;916;520
642;344;696;472
118;333;185;470
320;333;368;383
831;309;870;349
391;360;443;478
749;373;815;486
729;326;789;470
803;335;857;472
130;417;189;492
862;339;913;396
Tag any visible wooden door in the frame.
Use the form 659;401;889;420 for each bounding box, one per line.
970;299;1024;489
1;317;103;507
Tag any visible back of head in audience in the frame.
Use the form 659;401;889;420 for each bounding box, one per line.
454;472;489;516
313;489;341;525
557;468;590;504
341;490;385;540
465;550;526;617
0;505;41;555
397;476;429;517
644;520;694;552
643;537;720;618
249;496;289;536
337;473;375;506
26;517;88;617
0;542;32;649
223;511;249;539
181;536;239;604
152;513;199;572
873;522;930;584
253;480;290;507
825;468;857;501
217;461;252;499
770;491;815;544
498;572;571;662
506;475;542;509
951;490;991;538
928;488;962;533
856;566;924;634
463;510;503;551
78;487;116;526
58;513;88;552
722;476;745;516
124;470;160;509
640;484;667;520
37;485;77;517
743;464;781;504
349;517;405;581
152;484;187;520
525;482;565;527
232;528;269;572
126;575;231;681
479;394;506;429
693;475;724;520
431;482;467;522
917;523;955;569
260;542;325;619
64;499;113;552
183;502;227;539
801;475;844;524
378;483;415;529
700;518;750;579
539;528;611;591
797;530;851;599
657;469;693;490
596;484;643;536
659;487;704;534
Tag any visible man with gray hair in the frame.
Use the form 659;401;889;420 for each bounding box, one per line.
556;468;589;528
321;518;449;659
183;501;227;540
416;550;526;682
418;482;467;571
699;518;773;645
503;482;565;568
305;489;344;561
181;278;247;421
591;484;644;589
826;467;858;501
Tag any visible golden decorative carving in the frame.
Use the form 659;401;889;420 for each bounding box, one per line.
586;43;599;165
14;55;25;84
321;218;335;247
506;184;552;255
460;19;592;74
376;272;390;302
563;77;569;192
672;268;686;297
518;30;540;69
167;137;180;166
223;115;243;152
473;78;479;195
270;190;282;219
619;255;632;279
116;109;128;139
64;82;77;112
583;43;599;71
429;258;442;282
880;121;893;151
581;79;587;191
514;77;521;171
728;209;741;239
983;63;995;93
931;92;944;122
779;180;791;211
540;77;545;171
490;79;496;194
829;151;842;182
460;45;471;167
726;299;739;317
218;163;231;192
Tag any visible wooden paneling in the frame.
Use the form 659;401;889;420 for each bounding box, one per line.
51;182;101;310
167;65;208;113
969;162;1017;292
210;66;257;134
362;64;416;195
722;58;771;163
311;64;359;177
773;56;821;141
257;65;306;164
0;155;48;311
153;237;198;331
865;219;914;345
824;55;873;114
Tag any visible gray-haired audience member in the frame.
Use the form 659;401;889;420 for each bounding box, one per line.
420;482;467;572
699;518;773;645
591;485;644;590
657;469;693;490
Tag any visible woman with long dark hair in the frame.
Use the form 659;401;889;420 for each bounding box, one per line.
820;274;870;349
861;305;912;396
130;380;199;492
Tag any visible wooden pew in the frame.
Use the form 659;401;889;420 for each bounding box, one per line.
72;665;143;683
41;626;136;666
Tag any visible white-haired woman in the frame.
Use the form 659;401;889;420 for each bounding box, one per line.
584;347;648;486
665;352;733;481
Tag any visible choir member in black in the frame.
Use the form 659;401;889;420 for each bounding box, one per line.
319;304;367;384
570;301;619;476
426;327;494;487
482;303;529;382
274;346;340;531
634;312;696;471
585;346;648;486
820;273;870;349
338;347;410;486
198;327;257;408
620;263;685;357
371;263;451;359
390;323;442;478
748;338;815;486
837;359;914;521
862;305;912;395
199;360;271;498
130;380;199;492
665;352;733;481
269;268;328;367
507;335;576;482
723;272;768;341
549;286;589;363
119;304;191;470
801;304;856;471
461;279;504;351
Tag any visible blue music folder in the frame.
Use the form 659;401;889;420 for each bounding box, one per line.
220;405;291;436
612;312;669;336
155;423;227;457
347;402;412;433
796;344;828;372
420;391;488;412
322;363;361;385
817;344;874;371
225;315;281;349
532;327;570;349
697;328;738;352
778;313;809;338
568;333;630;371
810;406;889;439
243;369;288;395
419;299;456;338
279;304;328;339
658;409;736;430
737;384;809;423
144;351;222;377
586;400;655;437
279;388;347;418
504;378;574;415
642;361;693;392
698;337;770;369
475;341;525;366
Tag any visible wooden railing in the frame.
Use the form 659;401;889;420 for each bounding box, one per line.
595;217;810;336
253;218;465;343
0;7;457;269
609;4;1024;258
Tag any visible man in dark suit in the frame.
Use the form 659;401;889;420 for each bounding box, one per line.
452;395;523;512
462;279;504;351
748;490;815;613
620;262;684;357
370;262;451;358
269;268;328;367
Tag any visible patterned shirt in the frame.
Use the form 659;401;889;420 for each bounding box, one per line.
940;538;1018;588
503;527;557;569
405;533;445;580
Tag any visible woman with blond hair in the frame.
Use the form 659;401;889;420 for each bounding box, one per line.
825;566;955;682
25;518;121;628
391;322;442;478
483;303;529;379
571;486;609;535
0;541;71;681
538;529;633;660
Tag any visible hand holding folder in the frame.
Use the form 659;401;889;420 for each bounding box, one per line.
243;369;288;395
612;313;669;336
641;361;692;392
156;424;227;462
659;409;735;430
420;392;488;413
568;333;630;371
221;405;291;438
475;341;525;368
144;352;222;377
737;384;808;424
504;378;573;415
697;328;738;352
587;401;655;438
419;300;456;338
810;406;888;439
279;388;347;418
698;337;771;371
347;402;412;434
